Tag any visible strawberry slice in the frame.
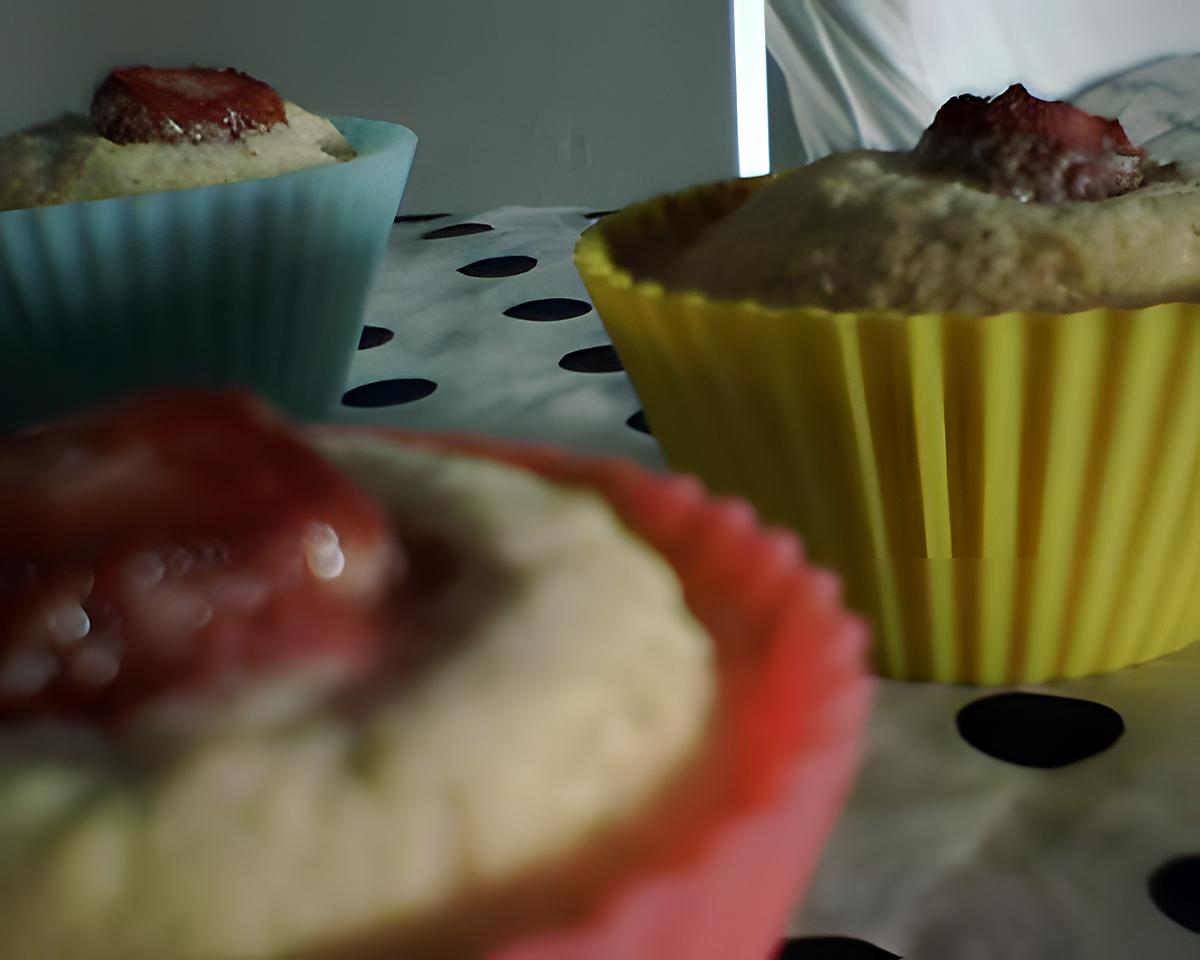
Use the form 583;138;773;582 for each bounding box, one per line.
91;65;287;145
911;83;1147;202
0;390;396;725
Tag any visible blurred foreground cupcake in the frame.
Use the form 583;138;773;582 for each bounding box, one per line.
0;390;869;959
0;66;417;430
576;84;1200;684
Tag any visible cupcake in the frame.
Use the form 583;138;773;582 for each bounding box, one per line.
576;84;1200;684
0;66;417;431
0;389;869;959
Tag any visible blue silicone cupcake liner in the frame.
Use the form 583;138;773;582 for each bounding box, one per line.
0;117;416;431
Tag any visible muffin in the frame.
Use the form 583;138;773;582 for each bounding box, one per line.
0;66;417;431
576;83;1200;684
0;390;869;959
0;66;356;212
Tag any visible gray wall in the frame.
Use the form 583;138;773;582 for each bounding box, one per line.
1;0;739;212
767;50;805;172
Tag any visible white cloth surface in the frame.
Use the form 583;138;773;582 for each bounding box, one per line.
334;207;663;470
794;640;1200;960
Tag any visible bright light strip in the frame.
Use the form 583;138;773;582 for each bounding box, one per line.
732;0;770;176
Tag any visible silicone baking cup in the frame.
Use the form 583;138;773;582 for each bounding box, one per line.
575;176;1200;684
0;117;416;432
311;430;871;960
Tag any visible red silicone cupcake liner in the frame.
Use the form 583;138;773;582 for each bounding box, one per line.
356;430;873;960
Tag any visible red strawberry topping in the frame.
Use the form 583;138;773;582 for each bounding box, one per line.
0;390;396;725
911;83;1147;202
91;66;287;145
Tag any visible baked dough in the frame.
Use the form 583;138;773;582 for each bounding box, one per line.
0;435;714;958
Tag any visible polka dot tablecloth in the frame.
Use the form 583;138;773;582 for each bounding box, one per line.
332;57;1200;960
331;207;661;469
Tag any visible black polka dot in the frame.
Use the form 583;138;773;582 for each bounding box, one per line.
626;410;651;435
342;379;437;408
421;222;494;240
583;209;619;219
1149;855;1200;933
956;692;1124;768
458;255;537;278
394;213;451;223
559;344;623;373
503;298;592;322
777;936;900;959
357;325;394;350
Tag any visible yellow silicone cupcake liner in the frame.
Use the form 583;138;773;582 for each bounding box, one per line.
576;179;1200;684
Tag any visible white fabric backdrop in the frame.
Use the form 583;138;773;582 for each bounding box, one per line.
767;0;1200;162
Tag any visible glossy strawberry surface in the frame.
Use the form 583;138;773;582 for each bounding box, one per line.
0;391;394;723
91;65;287;144
912;83;1146;202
